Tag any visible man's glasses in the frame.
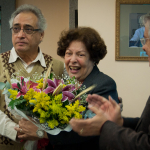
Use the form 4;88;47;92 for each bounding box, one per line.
140;38;150;46
10;25;41;34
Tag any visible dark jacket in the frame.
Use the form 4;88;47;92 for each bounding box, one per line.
47;65;118;150
99;96;150;150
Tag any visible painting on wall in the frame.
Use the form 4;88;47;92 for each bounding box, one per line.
115;0;150;61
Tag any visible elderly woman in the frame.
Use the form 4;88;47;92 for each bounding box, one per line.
15;27;119;150
57;27;118;100
46;27;119;150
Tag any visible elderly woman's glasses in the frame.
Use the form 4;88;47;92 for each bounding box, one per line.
10;25;41;34
140;38;150;46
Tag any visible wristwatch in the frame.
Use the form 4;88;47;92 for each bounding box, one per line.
36;128;44;138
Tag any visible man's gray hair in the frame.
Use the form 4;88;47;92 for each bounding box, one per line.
9;4;47;32
142;12;150;38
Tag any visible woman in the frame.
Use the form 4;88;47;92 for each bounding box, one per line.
57;27;118;100
46;27;119;150
16;27;119;150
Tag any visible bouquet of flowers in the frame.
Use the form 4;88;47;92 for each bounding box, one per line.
0;67;95;150
0;67;95;149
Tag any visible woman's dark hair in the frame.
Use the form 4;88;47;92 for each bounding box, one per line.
57;27;107;65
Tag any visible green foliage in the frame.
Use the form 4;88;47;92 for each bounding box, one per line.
49;73;53;79
69;76;76;84
17;83;21;90
22;78;24;86
8;99;26;109
0;82;6;90
5;82;11;89
62;100;69;107
2;89;9;94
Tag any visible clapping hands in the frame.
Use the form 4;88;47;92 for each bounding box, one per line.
69;94;123;136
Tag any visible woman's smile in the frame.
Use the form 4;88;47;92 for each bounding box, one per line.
65;41;94;82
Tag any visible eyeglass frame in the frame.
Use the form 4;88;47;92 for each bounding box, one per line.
140;38;150;46
10;25;41;35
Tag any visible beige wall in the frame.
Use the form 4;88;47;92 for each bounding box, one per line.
78;0;150;117
16;0;69;61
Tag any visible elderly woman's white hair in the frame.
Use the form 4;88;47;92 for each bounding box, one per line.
9;4;47;32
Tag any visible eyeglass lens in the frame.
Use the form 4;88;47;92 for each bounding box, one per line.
11;25;35;34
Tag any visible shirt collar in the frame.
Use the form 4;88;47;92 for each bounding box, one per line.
9;47;46;67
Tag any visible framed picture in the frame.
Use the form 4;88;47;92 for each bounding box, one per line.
115;0;150;61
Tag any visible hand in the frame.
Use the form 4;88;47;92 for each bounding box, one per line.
15;118;40;140
118;97;123;112
70;105;107;136
87;94;123;126
16;129;24;140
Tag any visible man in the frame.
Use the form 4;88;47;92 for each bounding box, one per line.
0;4;63;150
70;13;150;150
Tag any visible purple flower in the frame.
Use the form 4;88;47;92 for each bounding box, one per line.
43;79;75;102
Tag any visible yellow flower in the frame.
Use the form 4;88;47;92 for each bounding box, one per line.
33;103;41;112
53;94;62;104
24;88;35;101
36;78;44;89
58;108;70;124
29;100;37;105
39;118;46;124
60;115;70;124
47;119;59;129
74;111;82;119
40;101;51;110
34;91;50;102
36;83;43;89
63;84;66;88
8;89;18;100
36;78;43;83
78;105;86;112
65;103;74;113
49;100;62;115
32;92;51;111
65;100;86;119
38;108;50;118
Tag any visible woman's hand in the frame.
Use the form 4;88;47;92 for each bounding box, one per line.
15;118;40;140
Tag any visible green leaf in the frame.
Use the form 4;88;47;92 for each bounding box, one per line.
5;81;11;89
62;100;69;107
19;95;24;100
0;82;6;90
22;78;24;86
17;83;21;90
2;89;9;94
50;73;53;79
16;101;31;112
8;99;26;109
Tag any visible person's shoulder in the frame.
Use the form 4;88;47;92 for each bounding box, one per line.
42;53;63;64
0;50;11;62
51;57;64;76
52;58;64;69
0;50;11;56
97;71;116;84
90;66;116;85
42;52;53;60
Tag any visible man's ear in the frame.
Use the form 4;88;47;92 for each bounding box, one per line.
40;32;44;42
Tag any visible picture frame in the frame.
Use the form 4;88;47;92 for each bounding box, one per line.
115;0;150;61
